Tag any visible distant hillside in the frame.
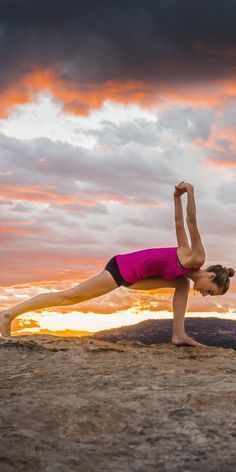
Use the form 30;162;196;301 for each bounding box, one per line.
92;317;236;350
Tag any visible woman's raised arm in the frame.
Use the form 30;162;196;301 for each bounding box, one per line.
173;193;190;248
174;182;205;264
185;185;206;263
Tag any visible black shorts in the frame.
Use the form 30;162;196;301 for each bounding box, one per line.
104;256;133;287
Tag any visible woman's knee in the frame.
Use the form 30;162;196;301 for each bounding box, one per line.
61;270;118;304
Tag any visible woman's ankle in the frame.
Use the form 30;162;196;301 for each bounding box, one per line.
2;310;14;321
172;332;186;340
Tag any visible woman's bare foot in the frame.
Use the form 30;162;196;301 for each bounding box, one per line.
171;333;207;348
0;312;12;337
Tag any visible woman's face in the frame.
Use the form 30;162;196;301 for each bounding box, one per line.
193;272;221;297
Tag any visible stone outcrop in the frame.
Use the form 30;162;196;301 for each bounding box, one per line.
0;317;235;471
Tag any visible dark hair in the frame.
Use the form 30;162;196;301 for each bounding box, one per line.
205;264;235;295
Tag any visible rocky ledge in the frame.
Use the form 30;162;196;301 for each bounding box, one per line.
0;317;235;471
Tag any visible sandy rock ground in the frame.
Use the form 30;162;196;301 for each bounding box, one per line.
0;319;236;471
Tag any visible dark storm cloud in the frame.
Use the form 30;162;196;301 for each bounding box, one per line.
0;0;236;91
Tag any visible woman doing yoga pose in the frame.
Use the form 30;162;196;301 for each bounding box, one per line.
0;182;234;345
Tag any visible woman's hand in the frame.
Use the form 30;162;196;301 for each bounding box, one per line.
174;182;193;197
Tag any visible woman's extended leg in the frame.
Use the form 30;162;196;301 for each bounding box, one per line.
0;270;118;337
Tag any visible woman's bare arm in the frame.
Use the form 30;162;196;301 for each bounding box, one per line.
172;283;207;346
172;280;190;337
174;195;190;248
186;186;206;262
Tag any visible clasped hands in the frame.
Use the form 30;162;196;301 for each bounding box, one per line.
174;181;194;197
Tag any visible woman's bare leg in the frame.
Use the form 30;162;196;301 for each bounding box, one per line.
0;270;118;337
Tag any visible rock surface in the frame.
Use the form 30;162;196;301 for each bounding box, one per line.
0;318;236;471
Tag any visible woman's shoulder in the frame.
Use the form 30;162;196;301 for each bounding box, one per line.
177;246;204;269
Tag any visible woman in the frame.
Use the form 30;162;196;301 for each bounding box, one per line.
0;182;234;345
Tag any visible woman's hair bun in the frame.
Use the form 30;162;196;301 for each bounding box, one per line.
223;267;235;277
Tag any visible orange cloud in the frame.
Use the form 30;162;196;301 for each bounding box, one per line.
191;120;236;167
0;183;166;207
1;66;236;119
0;223;43;236
0;67;159;118
0;86;30;118
205;158;236;167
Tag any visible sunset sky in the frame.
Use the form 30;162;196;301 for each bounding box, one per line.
0;0;235;336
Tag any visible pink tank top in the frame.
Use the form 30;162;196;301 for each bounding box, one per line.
115;246;200;284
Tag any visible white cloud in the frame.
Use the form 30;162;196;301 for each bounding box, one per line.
0;91;156;149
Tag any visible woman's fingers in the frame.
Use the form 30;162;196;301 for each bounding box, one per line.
175;182;194;193
176;182;193;189
174;181;193;197
174;184;187;195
